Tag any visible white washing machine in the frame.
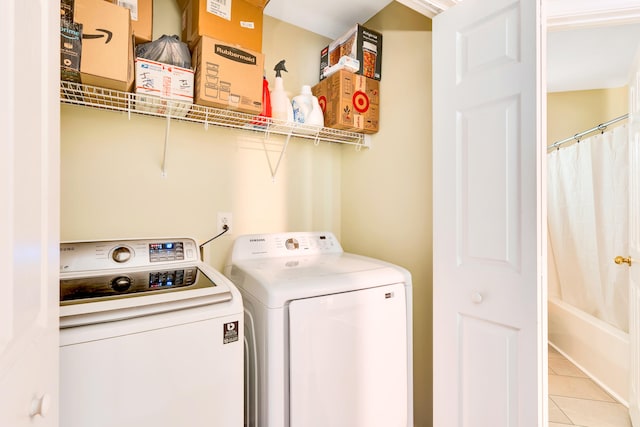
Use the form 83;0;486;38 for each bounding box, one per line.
224;231;413;427
59;238;244;427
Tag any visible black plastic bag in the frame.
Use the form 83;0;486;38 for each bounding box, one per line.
136;35;191;69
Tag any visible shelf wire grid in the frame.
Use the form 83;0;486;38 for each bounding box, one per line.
60;81;367;147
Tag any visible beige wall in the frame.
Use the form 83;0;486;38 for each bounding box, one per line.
366;1;432;31
547;87;628;148
357;6;433;425
62;4;339;266
341;30;433;427
61;1;434;425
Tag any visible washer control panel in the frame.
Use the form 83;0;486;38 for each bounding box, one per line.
229;232;343;261
60;267;200;301
60;238;199;274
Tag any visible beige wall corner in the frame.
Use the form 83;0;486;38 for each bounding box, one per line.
547;87;628;148
340;29;433;427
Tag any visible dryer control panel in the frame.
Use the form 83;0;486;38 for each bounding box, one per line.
229;232;343;261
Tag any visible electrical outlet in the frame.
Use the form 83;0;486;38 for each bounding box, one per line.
217;212;232;235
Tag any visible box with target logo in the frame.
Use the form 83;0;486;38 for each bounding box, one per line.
311;69;379;134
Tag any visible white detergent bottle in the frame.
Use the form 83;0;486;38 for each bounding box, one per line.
292;85;314;124
270;60;294;123
306;94;324;128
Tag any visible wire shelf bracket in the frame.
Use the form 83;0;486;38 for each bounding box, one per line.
60;81;370;176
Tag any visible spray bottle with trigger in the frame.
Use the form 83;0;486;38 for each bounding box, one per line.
270;60;294;123
251;71;272;127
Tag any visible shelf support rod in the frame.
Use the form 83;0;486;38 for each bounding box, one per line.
264;130;292;182
127;93;133;120
161;114;171;177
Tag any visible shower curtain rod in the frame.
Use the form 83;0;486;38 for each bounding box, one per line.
547;113;629;150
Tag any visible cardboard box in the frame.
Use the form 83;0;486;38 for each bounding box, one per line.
320;24;383;81
74;0;134;92
180;0;264;52
244;0;270;7
192;36;263;114
61;21;82;83
311;70;380;134
135;58;194;117
106;0;154;44
178;0;269;7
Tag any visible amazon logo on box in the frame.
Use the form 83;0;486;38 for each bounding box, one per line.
74;0;134;92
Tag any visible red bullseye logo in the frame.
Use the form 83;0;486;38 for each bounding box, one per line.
318;96;327;113
352;91;369;113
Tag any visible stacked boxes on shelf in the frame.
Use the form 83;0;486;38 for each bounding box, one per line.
314;24;383;134
176;0;269;115
61;0;382;135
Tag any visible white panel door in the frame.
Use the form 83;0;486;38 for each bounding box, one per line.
433;0;545;426
628;45;640;427
289;284;408;427
0;1;60;426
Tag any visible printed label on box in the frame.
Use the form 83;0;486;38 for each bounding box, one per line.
215;44;257;65
117;0;139;21
207;0;232;21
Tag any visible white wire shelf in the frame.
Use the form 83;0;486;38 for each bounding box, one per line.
60;81;369;147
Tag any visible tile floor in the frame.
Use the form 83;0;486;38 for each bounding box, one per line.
548;345;631;427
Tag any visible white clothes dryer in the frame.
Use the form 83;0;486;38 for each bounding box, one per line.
59;238;244;427
224;231;413;427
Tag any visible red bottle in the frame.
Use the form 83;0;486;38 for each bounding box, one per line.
252;76;272;126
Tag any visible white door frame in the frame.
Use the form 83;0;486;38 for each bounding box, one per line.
0;1;60;426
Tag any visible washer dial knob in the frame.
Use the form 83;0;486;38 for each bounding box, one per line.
112;246;132;263
111;276;132;292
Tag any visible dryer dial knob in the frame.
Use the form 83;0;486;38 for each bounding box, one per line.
112;246;132;263
111;276;132;292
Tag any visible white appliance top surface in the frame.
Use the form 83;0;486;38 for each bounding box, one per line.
226;232;410;308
